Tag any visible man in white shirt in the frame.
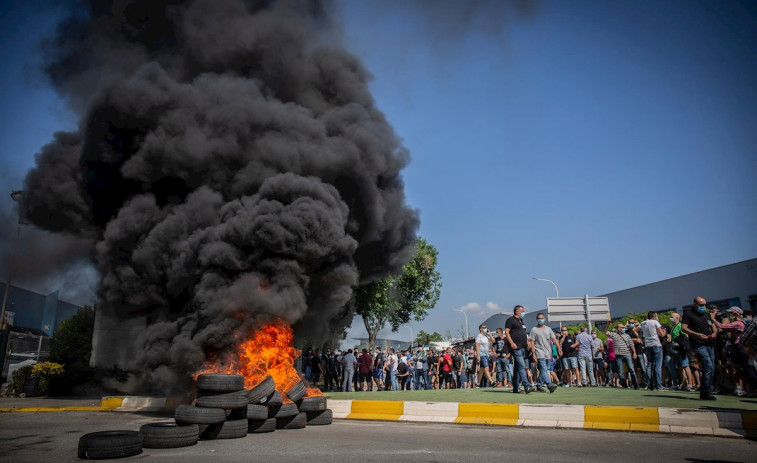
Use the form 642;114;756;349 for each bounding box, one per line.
640;311;667;390
386;348;399;390
475;323;496;387
340;349;358;392
529;312;562;392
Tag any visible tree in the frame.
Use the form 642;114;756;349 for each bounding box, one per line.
415;330;444;346
49;305;95;394
354;237;442;350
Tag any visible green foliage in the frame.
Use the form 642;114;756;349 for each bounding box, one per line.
12;365;33;396
49;305;96;394
355;237;442;348
415;330;444;346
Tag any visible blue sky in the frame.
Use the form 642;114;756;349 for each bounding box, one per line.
1;1;755;343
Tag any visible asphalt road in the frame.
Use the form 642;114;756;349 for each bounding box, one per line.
0;411;754;462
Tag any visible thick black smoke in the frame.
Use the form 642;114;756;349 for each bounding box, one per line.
23;0;418;392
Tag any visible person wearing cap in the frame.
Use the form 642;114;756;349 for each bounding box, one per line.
607;323;639;389
711;307;749;396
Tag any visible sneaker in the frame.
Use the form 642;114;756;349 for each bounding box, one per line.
659;387;669;391
536;386;547;392
549;384;558;393
562;384;571;388
526;386;536;394
684;387;694;392
701;394;717;401
576;383;583;388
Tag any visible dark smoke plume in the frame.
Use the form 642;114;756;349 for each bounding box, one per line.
24;0;418;393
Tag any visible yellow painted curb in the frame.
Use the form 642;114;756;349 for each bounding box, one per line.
584;406;658;431
0;397;123;413
455;403;518;426
347;400;403;421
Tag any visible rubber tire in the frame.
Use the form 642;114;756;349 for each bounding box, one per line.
215;418;248;439
285;381;306;402
265;390;283;407
226;406;248;420
247;418;276;433
196;374;245;392
175;405;226;424
248;375;276;404
296;396;326;412
78;431;143;459
268;402;299;419
306;409;333;426
246;404;268;420
276;412;307;430
139;423;198;449
196;390;249;408
198;423;223;440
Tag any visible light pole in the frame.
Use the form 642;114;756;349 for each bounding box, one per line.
532;277;559;297
452;308;469;339
532;276;560;328
1;191;23;331
405;326;413;349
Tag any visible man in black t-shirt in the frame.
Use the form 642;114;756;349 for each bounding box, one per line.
560;328;580;386
505;305;534;393
682;296;719;400
494;327;512;387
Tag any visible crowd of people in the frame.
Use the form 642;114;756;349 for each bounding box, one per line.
302;297;756;401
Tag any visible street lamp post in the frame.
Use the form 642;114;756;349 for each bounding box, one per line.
452;308;469;339
532;276;560;328
1;191;23;331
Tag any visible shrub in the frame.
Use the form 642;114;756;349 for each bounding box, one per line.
11;365;34;396
49;306;95;395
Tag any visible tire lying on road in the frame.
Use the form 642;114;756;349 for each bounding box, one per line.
268;402;299;419
175;405;226;424
248;375;276;404
276;412;307;430
306;409;333;426
215;418;249;439
196;374;245;392
285;380;306;402
247;418;276;434
195;390;249;409
296;396;326;412
139;423;198;449
78;430;143;460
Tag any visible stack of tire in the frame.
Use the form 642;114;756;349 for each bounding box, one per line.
77;374;333;459
175;373;250;440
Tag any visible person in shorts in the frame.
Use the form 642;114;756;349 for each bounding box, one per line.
560;327;580;386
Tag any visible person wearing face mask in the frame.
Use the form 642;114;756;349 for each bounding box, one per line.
506;305;536;393
474;323;496;388
682;296;719;400
640;311;667;391
529;312;561;392
607;323;639;389
711;307;749;396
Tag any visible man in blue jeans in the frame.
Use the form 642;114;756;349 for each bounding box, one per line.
682;296;719;400
529;312;562;392
505;305;535;393
640;311;667;390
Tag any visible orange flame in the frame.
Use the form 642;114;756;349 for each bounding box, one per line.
195;319;302;392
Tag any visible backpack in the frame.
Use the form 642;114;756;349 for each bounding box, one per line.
397;362;408;374
741;319;757;351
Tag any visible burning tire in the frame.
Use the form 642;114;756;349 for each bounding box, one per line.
215;418;249;439
247;418;276;434
195;390;249;408
139;423;198;449
285;380;306;402
264;390;283;407
78;430;143;459
175;405;226;424
248;375;276;404
196;374;245;392
306;409;333;426
296;396;326;412
246;404;268;420
276;412;307;430
268;402;299;419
